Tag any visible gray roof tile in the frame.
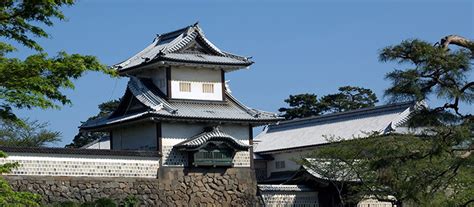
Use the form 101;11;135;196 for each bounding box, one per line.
254;102;423;153
174;127;250;150
114;23;252;73
81;78;281;130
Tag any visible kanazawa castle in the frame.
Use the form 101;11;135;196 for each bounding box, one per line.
81;23;281;168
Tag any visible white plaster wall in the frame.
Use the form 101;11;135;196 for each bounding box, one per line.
261;191;319;206
170;67;223;101
85;139;110;150
136;67;167;95
160;123;251;167
267;150;311;177
112;122;156;150
0;152;160;178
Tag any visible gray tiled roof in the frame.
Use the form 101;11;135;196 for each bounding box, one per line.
174;127;250;150
254;101;424;153
114;23;253;73
81;78;281;130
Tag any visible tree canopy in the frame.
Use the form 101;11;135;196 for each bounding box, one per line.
303;35;474;207
0;1;117;204
0;151;41;206
0;118;61;147
0;0;116;124
279;86;378;120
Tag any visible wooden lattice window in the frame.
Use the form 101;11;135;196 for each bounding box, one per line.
202;83;214;93
192;143;234;167
179;82;191;92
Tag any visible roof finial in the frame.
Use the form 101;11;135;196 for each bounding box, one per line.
193;21;199;27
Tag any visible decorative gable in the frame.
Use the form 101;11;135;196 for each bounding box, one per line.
114;23;253;74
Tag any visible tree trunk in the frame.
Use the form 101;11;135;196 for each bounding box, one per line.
440;35;474;51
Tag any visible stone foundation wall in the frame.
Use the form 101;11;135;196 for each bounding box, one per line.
4;167;259;206
158;168;259;206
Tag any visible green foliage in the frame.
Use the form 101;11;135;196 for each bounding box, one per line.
121;195;139;207
0;118;61;147
50;201;80;207
0;0;74;52
0;1;116;124
278;93;323;120
81;198;116;207
66;99;120;148
0;151;42;206
320;86;378;113
279;86;378;120
304;37;473;206
380;39;473;109
86;99;121;122
51;198;118;207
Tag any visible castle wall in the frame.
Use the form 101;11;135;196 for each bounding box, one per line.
4;168;259;206
0;151;160;178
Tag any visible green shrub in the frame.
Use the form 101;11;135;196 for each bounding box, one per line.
121;195;139;207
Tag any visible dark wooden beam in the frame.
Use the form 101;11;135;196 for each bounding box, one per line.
249;124;254;170
109;131;114;150
166;67;172;99
221;69;226;101
156;122;163;166
156;122;162;152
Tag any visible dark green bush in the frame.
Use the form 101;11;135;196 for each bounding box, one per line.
121;195;139;207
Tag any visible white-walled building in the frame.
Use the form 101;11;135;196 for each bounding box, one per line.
80;23;282;168
254;102;421;206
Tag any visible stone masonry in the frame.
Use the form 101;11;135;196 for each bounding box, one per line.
4;167;260;206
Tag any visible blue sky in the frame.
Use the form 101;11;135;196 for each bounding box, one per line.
10;0;473;147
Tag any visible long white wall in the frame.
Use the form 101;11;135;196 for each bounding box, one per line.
0;152;160;178
112;122;156;150
170;67;223;101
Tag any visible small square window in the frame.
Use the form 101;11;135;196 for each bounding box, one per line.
179;82;191;92
275;161;286;169
202;83;214;93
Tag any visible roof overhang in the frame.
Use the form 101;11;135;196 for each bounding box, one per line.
174;126;250;151
117;59;251;76
81;112;279;132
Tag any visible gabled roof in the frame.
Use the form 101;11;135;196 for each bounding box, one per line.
174;126;250;151
80;77;281;130
114;23;253;74
254;101;423;153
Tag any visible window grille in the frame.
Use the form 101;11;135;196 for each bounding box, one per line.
202;83;214;93
275;161;286;169
193;146;234;167
179;82;191;92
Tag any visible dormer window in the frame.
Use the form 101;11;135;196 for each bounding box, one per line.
179;82;191;92
202;83;214;93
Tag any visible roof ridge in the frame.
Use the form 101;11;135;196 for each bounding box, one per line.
157;24;194;40
225;91;280;119
127;77;176;113
279;101;415;125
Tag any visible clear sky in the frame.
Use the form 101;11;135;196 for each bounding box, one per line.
10;0;473;147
